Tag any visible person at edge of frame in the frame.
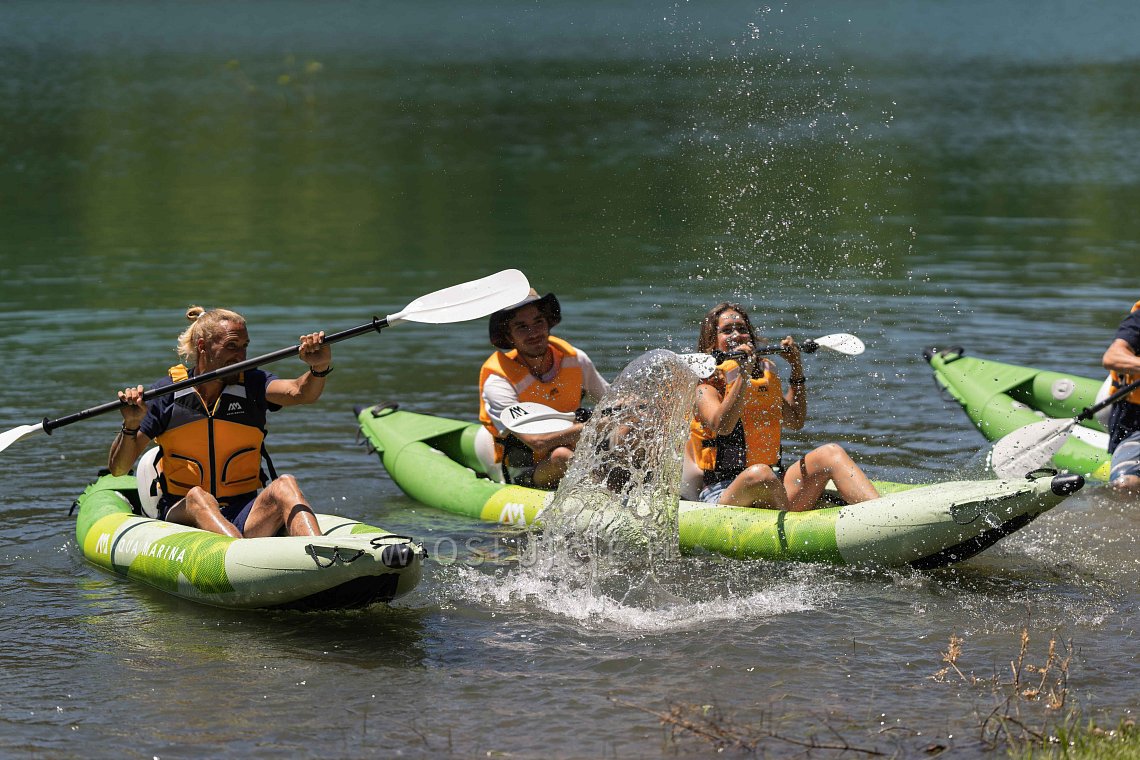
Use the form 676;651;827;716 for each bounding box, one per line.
1102;298;1140;492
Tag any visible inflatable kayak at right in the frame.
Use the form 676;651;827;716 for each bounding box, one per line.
355;405;1085;570
924;346;1111;480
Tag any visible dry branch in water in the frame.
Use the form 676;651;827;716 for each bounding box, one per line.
928;626;1073;751
612;697;887;756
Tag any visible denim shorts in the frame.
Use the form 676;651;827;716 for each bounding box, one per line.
697;462;786;505
1110;431;1140;483
698;478;732;504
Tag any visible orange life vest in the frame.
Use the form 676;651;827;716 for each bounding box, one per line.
478;336;585;463
154;365;269;498
689;359;783;484
1109;300;1140;406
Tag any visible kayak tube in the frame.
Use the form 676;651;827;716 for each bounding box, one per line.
354;403;1084;570
74;474;425;610
924;346;1111;480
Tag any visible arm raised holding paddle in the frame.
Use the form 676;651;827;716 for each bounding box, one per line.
111;385;148;473
1101;301;1140;491
108;307;335;539
110;321;332;476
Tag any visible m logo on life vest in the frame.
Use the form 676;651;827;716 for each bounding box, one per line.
227;401;244;413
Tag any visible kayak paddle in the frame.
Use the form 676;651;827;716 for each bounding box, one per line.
499;349;719;435
0;269;531;453
500;402;579;435
990;374;1140;478
719;332;865;359
677;353;718;379
500;337;866;433
681;332;866;379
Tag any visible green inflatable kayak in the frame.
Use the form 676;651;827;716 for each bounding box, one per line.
74;474;425;610
924;346;1111;481
354;404;1084;569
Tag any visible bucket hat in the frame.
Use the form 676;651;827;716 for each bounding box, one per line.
488;289;561;350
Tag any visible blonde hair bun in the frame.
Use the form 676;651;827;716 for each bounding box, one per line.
176;306;244;363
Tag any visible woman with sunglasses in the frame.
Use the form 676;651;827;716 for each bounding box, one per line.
686;301;879;510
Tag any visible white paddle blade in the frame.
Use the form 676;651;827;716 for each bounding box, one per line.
814;333;865;355
0;422;46;454
989;418;1077;479
387;269;531;325
677;353;718;379
499;402;576;435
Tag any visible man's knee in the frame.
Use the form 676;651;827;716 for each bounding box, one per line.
184;487;216;511
264;473;300;496
549;447;574;466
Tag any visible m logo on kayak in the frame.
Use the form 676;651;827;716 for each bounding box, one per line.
505;405;527;420
498;502;527;526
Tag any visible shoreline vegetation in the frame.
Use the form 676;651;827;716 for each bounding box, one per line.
617;621;1138;757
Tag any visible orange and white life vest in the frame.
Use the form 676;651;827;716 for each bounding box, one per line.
154;365;268;498
478;336;585;463
689;359;783;484
1109;300;1140;406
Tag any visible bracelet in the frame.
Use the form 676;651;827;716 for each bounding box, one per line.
788;376;806;386
310;365;334;377
120;426;139;436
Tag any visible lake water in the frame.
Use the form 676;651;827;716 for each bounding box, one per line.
1;1;1137;757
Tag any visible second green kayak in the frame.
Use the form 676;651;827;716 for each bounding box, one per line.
355;404;1083;570
924;346;1111;480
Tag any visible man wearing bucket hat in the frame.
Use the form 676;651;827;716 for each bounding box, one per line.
478;289;610;488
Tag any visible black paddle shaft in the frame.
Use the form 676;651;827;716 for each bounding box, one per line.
1077;375;1140;421
41;317;390;434
712;340;819;363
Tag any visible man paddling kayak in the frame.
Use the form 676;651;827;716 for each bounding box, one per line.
109;306;332;538
1102;300;1140;492
478;289;609;488
687;302;878;511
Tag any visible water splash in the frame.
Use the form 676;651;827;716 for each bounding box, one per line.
435;346;846;630
516;349;699;610
447;560;831;633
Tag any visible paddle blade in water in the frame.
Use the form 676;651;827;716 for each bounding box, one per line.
814;333;865;355
989;417;1077;478
388;269;530;325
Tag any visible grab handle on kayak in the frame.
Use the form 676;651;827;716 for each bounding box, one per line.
1048;473;1084;496
305;545;367;568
